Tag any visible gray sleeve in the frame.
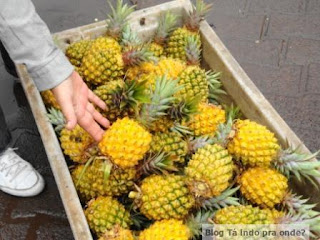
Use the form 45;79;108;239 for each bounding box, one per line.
0;0;74;91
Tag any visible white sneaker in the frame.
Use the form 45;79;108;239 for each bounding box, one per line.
0;148;45;197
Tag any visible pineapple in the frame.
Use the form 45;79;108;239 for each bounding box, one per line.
98;75;182;169
65;39;92;67
185;144;234;199
87;36;122;54
98;117;152;168
139;219;191;240
176;35;223;102
148;11;177;57
85;196;131;237
41;90;60;110
183;103;226;136
99;225;134;240
129;174;195;220
150;131;188;164
214;205;274;224
121;24;142;53
166;0;212;62
148;116;174;133
238;167;288;208
126;57;186;89
216;114;320;181
228;119;280;167
47;108;95;163
71;158;137;202
93;79;148;123
139;211;212;240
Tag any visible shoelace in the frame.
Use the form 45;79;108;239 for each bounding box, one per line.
0;148;28;183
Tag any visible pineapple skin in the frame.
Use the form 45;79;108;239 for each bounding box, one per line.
150;132;188;164
139;174;195;220
185;144;234;198
65;39;92;67
214;205;274;224
98;117;152;168
166;27;201;62
147;42;164;58
184;103;226;136
60;125;94;163
148;116;174;133
176;66;209;102
93;80;134;123
98;226;134;240
81;48;124;85
71;159;137;202
85;196;131;237
228;119;280;167
41;90;60;110
138;219;191;240
88;36;122;54
238;167;288;208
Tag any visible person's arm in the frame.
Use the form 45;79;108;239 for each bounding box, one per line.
0;0;72;91
0;0;109;141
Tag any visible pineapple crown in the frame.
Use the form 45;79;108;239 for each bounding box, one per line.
167;96;201;122
106;0;135;39
186;0;212;32
112;79;149;111
281;191;318;217
121;24;142;48
276;212;320;239
274;144;320;186
185;35;202;65
187;136;215;153
201;186;240;211
186;210;214;239
207;70;226;104
213;105;241;148
137;151;178;176
122;46;157;67
138;75;183;127
154;11;177;45
47;107;66;133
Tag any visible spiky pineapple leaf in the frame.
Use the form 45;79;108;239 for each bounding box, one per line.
46;107;66;133
154;11;177;44
275;145;320;187
186;0;213;31
106;0;135;39
121;24;142;48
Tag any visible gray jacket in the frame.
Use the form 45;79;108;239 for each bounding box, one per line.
0;0;73;91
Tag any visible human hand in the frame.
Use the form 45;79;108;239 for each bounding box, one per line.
52;71;110;142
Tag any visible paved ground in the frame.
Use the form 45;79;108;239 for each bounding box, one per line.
0;0;319;239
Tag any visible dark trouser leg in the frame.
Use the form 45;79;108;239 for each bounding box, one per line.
0;105;11;153
0;41;18;78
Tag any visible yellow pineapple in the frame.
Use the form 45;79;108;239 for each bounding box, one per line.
139;219;191;240
139;211;212;240
166;0;212;62
148;116;174;133
185;144;234;198
87;36;122;54
228;119;280;167
129;174;195;220
71;158;137;202
238;167;288;208
126;57;186;89
183;103;226;136
47;108;95;163
65;39;92;67
41;90;60;110
99;225;134;240
98;117;152;168
148;11;177;57
85;196;131;237
150;131;188;164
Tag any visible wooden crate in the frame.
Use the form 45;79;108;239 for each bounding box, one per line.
16;0;319;239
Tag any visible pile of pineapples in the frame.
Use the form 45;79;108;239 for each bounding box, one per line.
42;0;320;239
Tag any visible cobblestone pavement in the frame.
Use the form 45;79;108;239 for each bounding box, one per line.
0;0;319;239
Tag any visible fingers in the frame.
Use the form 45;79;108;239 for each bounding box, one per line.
88;89;106;110
77;110;105;142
